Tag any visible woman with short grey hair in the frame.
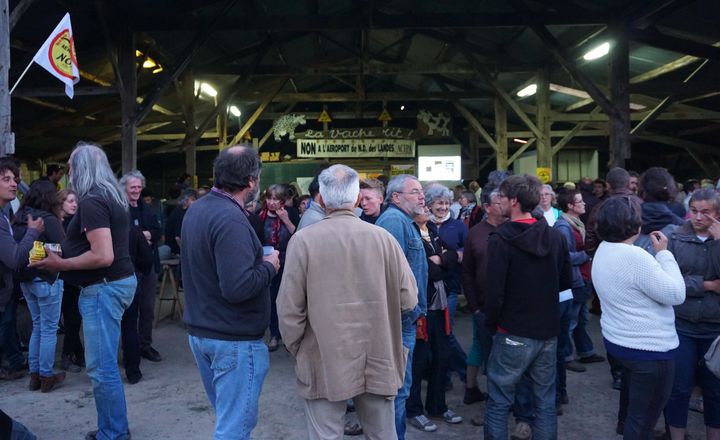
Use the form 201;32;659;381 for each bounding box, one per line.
423;183;469;408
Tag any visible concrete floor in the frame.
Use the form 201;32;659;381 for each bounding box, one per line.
0;307;707;439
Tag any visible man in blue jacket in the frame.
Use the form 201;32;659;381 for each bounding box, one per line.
376;174;426;439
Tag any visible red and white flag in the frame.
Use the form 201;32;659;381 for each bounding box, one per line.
32;13;79;99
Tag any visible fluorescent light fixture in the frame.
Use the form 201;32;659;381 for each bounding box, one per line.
400;105;405;111
200;83;218;97
583;42;610;61
517;84;537;98
142;58;157;68
229;105;241;117
513;138;528;144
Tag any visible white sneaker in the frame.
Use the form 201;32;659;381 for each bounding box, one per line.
408;415;438;432
442;409;463;424
511;421;533;440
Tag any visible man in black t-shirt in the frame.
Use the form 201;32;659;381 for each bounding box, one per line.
119;170;163;362
31;142;136;440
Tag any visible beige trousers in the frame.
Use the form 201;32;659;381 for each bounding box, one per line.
303;392;397;440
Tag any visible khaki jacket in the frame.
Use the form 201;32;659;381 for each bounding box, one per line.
278;209;418;401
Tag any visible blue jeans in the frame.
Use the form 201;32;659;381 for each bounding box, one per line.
665;332;720;428
467;312;493;372
395;319;416;440
188;336;269;439
0;294;25;369
557;300;574;400
21;278;63;376
79;276;137;440
485;333;557;440
568;299;595;360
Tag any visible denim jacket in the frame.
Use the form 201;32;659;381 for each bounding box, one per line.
377;204;427;324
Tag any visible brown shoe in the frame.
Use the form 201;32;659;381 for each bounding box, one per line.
40;372;66;393
29;372;41;391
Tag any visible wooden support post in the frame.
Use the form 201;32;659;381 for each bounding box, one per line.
495;95;508;171
118;25;137;174
468;130;480;179
609;23;631;167
217;105;228;149
176;70;196;178
0;0;14;156
536;67;552;174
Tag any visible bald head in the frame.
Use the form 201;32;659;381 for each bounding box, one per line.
213;145;261;192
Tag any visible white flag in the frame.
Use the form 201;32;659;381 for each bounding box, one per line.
32;13;79;99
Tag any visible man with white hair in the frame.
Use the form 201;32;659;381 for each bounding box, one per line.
278;164;418;440
119;170;163;363
376;174;427;439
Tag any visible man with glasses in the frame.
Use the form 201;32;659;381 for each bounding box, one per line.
376;174;426;439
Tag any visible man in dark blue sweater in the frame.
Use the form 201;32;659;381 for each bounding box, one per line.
181;146;280;439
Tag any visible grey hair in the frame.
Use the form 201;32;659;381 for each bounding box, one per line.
424;183;453;207
385;174;418;204
69;142;128;209
318;164;359;210
542;184;555;196
179;189;198;207
119;170;146;189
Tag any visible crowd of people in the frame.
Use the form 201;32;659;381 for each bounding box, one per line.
1;143;720;440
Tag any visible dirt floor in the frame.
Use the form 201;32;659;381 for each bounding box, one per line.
0;303;707;439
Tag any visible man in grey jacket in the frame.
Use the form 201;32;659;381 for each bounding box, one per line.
0;158;44;380
181;146;280;439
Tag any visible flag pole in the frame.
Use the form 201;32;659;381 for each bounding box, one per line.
9;59;34;95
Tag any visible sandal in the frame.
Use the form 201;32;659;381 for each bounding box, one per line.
343;422;363;436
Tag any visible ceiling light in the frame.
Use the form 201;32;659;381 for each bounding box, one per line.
513;138;528;144
516;84;537;98
400;105;405;111
200;83;218;97
135;50;143;57
229;105;241;117
152;67;163;74
583;42;610;61
142;58;157;69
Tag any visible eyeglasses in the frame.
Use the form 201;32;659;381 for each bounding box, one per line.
397;189;423;197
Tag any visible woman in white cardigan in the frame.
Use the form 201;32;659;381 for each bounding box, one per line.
592;197;685;440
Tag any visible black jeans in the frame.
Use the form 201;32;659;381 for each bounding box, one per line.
137;270;157;350
269;273;282;339
0;295;24;369
61;284;84;361
121;287;141;379
407;310;450;417
617;357;674;440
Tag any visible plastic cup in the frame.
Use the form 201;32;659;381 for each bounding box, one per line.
263;246;274;256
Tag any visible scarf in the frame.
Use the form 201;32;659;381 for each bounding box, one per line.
429;211;452;225
562;213;586;242
259;208;282;247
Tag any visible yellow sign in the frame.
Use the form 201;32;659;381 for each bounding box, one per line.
378;108;392;122
260;152;281;162
536;167;552;183
317;110;332;123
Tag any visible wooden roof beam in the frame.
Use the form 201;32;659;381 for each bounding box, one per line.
135;0;242;124
628;28;720;61
135;12;609;32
